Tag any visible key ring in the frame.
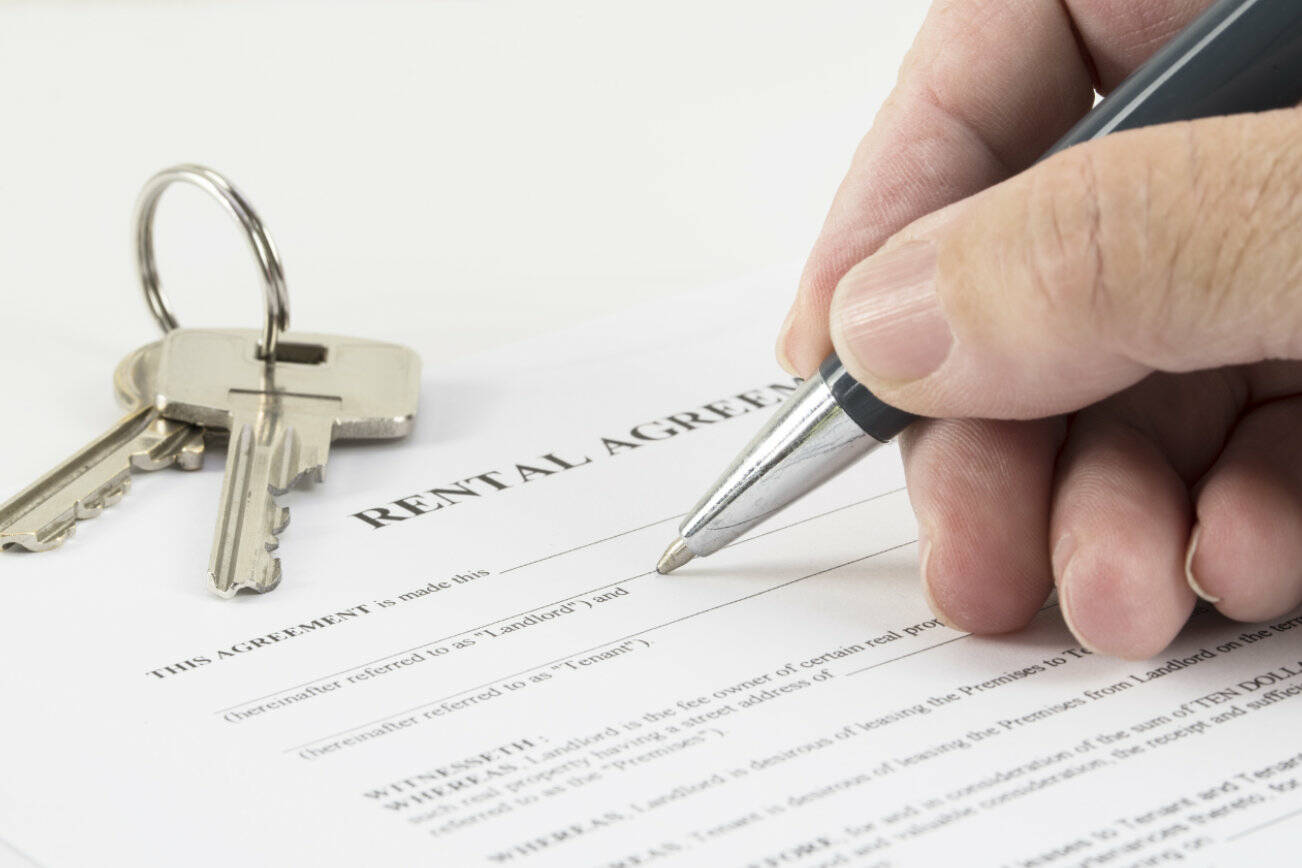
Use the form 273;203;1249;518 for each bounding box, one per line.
134;164;290;360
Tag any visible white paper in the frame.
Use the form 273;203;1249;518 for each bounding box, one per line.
2;272;1301;866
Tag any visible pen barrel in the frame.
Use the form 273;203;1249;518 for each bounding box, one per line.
678;371;883;557
1046;0;1302;157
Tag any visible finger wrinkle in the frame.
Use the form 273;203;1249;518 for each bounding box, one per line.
909;0;1094;163
1061;0;1215;91
912;80;1019;181
1075;371;1247;486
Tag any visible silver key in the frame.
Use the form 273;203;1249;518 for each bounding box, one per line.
156;328;420;597
0;343;205;552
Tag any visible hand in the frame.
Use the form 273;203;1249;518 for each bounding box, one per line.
778;0;1302;659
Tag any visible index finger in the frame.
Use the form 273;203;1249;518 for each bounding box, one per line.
778;0;1214;377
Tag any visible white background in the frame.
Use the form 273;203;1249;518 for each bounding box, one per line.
0;2;925;862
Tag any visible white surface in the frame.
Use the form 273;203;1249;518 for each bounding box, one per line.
4;273;1301;865
0;6;925;864
0;0;927;499
0;841;35;868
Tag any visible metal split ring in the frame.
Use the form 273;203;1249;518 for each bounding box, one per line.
134;164;290;360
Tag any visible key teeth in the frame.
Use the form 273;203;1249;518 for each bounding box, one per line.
267;464;326;497
75;475;131;519
206;492;288;598
1;414;205;556
272;504;291;536
129;419;207;471
177;430;206;471
0;470;130;551
209;524;283;598
268;425;327;494
209;556;282;598
0;515;77;553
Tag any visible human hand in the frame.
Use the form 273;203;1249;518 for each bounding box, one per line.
777;0;1302;659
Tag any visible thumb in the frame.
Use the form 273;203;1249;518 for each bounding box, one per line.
827;107;1302;420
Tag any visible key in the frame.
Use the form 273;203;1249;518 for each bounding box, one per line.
155;328;420;597
0;343;205;552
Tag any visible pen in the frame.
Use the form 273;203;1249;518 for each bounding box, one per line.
657;0;1302;575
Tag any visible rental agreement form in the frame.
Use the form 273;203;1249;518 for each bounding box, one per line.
2;272;1301;867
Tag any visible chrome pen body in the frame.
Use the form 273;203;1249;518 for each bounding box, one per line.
658;0;1302;574
657;356;912;573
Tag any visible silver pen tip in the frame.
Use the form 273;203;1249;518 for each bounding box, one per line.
656;537;694;575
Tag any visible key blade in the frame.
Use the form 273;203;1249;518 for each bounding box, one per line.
209;422;280;597
207;400;334;597
0;408;204;552
132;418;206;472
157;329;421;597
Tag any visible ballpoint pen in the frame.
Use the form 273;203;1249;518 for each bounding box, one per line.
656;0;1302;575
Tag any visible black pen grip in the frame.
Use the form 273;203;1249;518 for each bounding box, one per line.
1046;0;1302;159
820;354;917;442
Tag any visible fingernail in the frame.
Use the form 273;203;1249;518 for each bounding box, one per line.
917;532;959;629
1052;534;1101;654
1051;533;1076;581
1056;557;1101;655
775;306;800;376
830;240;950;383
1184;525;1220;603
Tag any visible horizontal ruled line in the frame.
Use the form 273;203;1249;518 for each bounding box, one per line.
282;540;915;755
843;603;1062;678
219;488;907;717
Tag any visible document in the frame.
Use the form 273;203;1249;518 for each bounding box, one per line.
2;271;1300;866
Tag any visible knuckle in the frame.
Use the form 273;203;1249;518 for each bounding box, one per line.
959;111;1302;371
1218;110;1302;358
1157;113;1302;365
1018;126;1236;370
1175;123;1241;333
1018;147;1123;334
